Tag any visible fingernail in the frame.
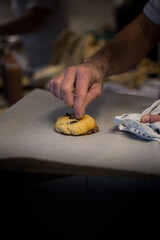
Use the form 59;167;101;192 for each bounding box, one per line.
75;112;83;119
75;113;81;119
141;114;150;123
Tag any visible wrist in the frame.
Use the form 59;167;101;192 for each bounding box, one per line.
83;54;110;79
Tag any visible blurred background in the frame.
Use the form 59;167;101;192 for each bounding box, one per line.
0;0;160;115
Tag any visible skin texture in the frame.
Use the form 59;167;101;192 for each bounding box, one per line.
50;63;103;119
50;12;160;122
141;114;160;123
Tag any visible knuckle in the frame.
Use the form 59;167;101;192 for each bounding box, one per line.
150;114;160;123
61;84;70;95
74;91;86;99
66;65;76;74
95;88;102;98
52;79;59;89
77;66;89;76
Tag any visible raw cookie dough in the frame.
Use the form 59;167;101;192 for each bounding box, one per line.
54;113;99;136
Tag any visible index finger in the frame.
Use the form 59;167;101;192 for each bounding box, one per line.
74;71;90;119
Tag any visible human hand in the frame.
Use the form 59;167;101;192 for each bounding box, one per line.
141;114;160;123
50;62;103;119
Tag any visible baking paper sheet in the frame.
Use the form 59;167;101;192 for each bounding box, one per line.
0;89;159;176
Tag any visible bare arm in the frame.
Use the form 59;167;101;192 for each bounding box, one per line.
85;12;160;78
50;12;160;119
0;7;49;36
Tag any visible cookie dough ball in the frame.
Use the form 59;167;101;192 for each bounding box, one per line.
54;113;99;136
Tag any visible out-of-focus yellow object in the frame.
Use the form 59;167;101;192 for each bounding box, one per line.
105;58;160;89
52;29;105;67
32;29;106;89
0;107;8;115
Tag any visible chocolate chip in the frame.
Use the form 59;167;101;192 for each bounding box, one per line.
65;112;75;119
69;120;78;124
65;112;71;117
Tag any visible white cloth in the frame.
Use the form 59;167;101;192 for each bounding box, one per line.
114;99;160;142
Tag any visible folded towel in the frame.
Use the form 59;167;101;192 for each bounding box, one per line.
114;99;160;142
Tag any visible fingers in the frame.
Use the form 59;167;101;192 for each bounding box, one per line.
73;67;92;119
61;66;76;107
50;74;64;100
85;83;103;109
50;64;103;120
141;114;160;123
50;66;76;107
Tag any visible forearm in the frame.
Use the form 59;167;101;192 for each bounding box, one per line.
84;13;160;78
0;7;48;36
0;17;33;36
50;12;160;119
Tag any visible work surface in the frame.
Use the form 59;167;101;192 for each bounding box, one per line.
0;89;159;177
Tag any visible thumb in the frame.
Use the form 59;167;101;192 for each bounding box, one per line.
85;84;102;109
141;114;160;123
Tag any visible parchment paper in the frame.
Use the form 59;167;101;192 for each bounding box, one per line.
0;89;159;177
